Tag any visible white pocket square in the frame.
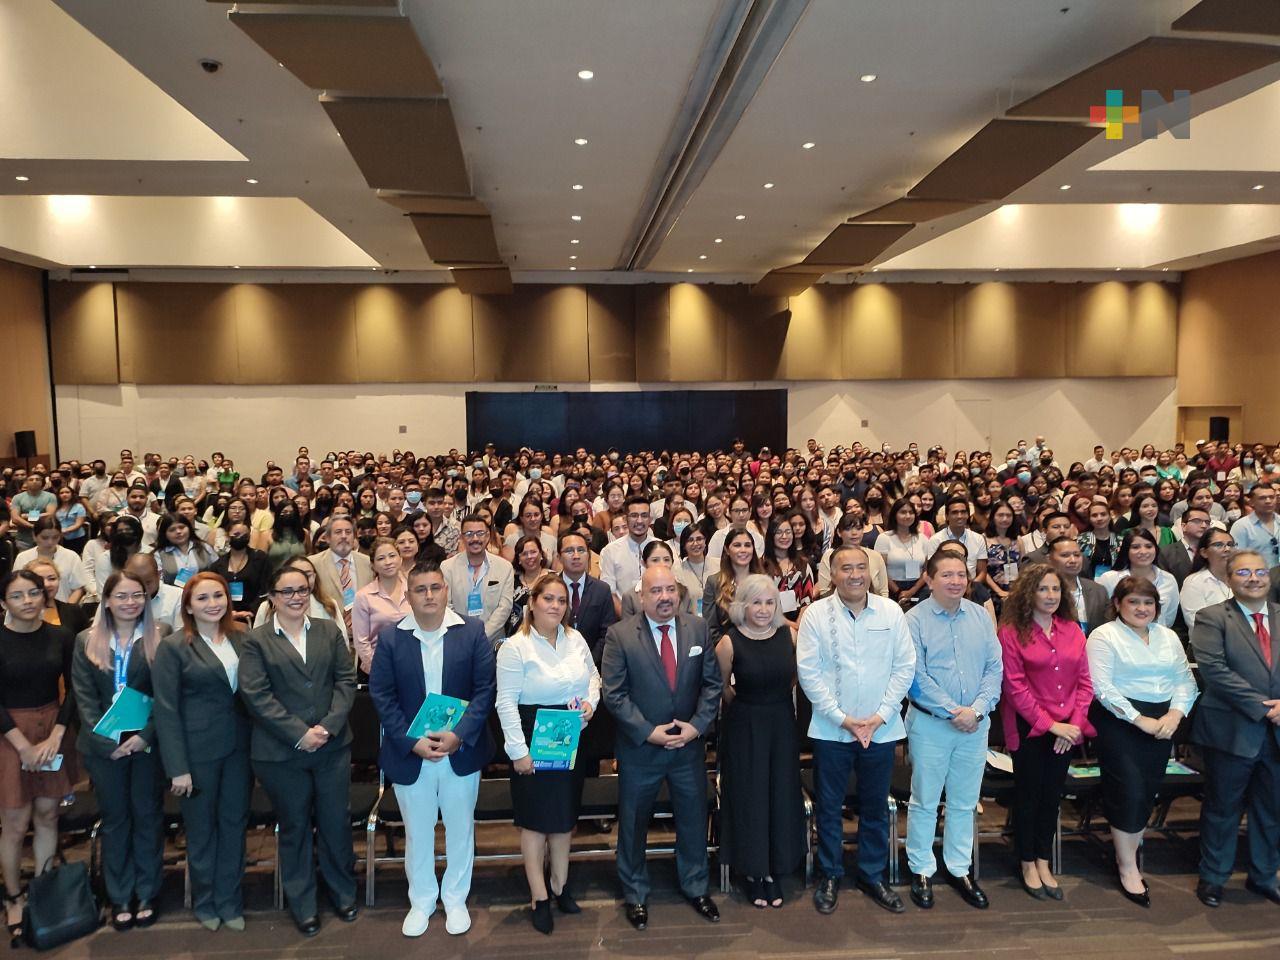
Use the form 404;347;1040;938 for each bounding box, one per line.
688;645;703;657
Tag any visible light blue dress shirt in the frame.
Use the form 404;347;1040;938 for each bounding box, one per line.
905;596;1003;718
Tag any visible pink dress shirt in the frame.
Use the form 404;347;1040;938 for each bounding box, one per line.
997;617;1095;751
353;576;411;672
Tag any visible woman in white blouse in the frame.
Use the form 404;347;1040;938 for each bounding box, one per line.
1086;576;1198;908
1179;528;1235;631
1094;529;1180;629
495;573;600;935
874;497;928;607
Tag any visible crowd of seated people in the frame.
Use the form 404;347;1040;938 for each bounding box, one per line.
0;434;1278;941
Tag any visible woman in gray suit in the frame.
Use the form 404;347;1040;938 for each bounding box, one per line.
152;572;251;931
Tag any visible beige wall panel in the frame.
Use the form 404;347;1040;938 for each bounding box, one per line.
665;283;727;382
353;285;473;382
843;283;906;379
233;284;359;384
780;285;844;380
116;282;239;384
0;261;53;457
1068;281;1176;378
897;285;957;379
1127;282;1178;376
954;283;1067;378
48;281;119;385
713;285;788;381
585;285;636;382
472;285;588;382
633;285;671;382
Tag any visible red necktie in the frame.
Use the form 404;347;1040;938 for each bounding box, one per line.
1253;612;1273;667
570;580;581;626
659;624;677;690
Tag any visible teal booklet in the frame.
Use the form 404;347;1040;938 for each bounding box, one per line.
529;708;581;771
408;692;469;738
92;687;153;742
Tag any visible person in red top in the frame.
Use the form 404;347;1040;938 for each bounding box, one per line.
997;563;1094;901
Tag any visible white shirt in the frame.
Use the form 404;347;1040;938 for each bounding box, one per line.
400;609;464;697
1179;568;1233;630
1095;567;1180;628
13;546;89;601
705;525;764;566
1086;619;1198;723
495;625;601;761
924;527;989;577
150;583;183;630
272;613;311;664
796;593;916;744
874;531;927;582
199;631;240;691
599;532;658;598
645;615;678;656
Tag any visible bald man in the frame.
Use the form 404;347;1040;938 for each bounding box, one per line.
124;554;183;630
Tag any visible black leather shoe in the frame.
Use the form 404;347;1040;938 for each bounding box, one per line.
856;878;905;914
1117;876;1150;908
1245;879;1280;904
134;902;158;928
553;888;581;914
531;899;553;935
688;895;720;922
813;876;839;915
946;872;989;909
334;902;358;923
624;902;647;931
910;874;934;909
1021;875;1049;901
296;915;321;937
1196;881;1223;908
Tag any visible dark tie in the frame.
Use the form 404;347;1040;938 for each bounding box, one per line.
570;580;581;625
1254;612;1273;667
659;624;677;690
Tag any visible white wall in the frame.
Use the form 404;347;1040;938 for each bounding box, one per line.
54;377;1177;469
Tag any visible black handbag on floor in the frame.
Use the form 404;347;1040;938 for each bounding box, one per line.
23;857;100;950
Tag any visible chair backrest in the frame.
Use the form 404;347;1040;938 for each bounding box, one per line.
348;689;382;766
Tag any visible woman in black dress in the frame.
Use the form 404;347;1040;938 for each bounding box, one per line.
0;570;79;944
714;573;804;908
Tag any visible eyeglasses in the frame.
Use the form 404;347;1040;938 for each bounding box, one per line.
560;546;587;556
109;591;147;603
408;584;445;596
462;530;488;540
1235;569;1271;580
272;586;311;599
4;588;45;602
1206;541;1235;550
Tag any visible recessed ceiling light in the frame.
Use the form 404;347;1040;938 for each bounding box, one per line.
88;265;96;269
569;266;577;271
245;178;258;184
570;214;582;221
763;182;775;189
1162;267;1169;271
570;239;580;244
577;69;594;80
1115;267;1122;271
1254;184;1265;190
872;268;879;272
14;175;28;182
714;237;723;243
1059;184;1071;191
574;138;588;146
735;214;746;220
572;183;583;190
994;268;1001;272
233;265;240;269
860;74;877;83
802;141;815;149
569;255;577;260
687;268;694;273
699;254;708;260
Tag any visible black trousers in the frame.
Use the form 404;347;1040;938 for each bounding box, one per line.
616;745;708;905
1199;735;1280;887
1010;731;1072;862
183;751;251;921
253;747;356;922
82;751;165;907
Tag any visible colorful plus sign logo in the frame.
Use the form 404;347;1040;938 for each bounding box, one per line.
1090;89;1141;140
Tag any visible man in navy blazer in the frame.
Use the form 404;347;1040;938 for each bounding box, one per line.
559;530;618;664
368;562;495;939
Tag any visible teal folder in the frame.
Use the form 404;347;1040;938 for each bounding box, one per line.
408;692;469;738
92;687;153;742
529;708;581;771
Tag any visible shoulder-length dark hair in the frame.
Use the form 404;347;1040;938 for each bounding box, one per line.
1115;526;1159;571
998;563;1077;645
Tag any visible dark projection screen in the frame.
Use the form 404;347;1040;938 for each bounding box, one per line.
465;389;787;454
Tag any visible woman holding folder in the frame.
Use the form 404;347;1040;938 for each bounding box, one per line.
151;572;251;931
495;572;600;934
71;570;169;930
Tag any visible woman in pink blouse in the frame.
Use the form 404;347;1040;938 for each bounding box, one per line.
997;563;1094;901
353;537;410;673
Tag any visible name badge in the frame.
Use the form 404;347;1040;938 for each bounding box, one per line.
467;587;483;617
174;568;193;586
26;510;40;522
1002;562;1019;583
779;589;799;613
229;581;245;602
902;558;922;580
1217;471;1227;481
695;597;703;617
342;586;356;609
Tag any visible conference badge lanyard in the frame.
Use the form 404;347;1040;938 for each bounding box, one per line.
113;630;137;696
467;558;488;617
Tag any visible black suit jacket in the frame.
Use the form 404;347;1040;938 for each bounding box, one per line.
71;626;168;759
151;630;251;777
569;574;618;663
1190;599;1280;759
1078;576;1112;632
1158;541;1195;587
600;612;722;766
238;618;356;763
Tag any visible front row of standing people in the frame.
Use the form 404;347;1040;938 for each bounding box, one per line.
0;535;1277;938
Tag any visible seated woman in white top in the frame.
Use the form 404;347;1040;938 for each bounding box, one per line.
1178;527;1235;631
14;516;90;603
874;497;929;606
707;497;765;565
495;573;601;931
621;541;695;618
675;522;717;616
502;497;558;563
817;512;888;597
1094;528;1180;628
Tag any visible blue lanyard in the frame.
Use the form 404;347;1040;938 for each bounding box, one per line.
113;633;135;693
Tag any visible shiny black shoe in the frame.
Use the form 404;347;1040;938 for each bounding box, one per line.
1021;875;1050;901
531;899;553;935
1116;876;1150;908
552;887;581;914
133;901;158;928
1042;882;1064;901
334;902;358;923
856;878;905;914
813;876;839;915
1196;881;1223;908
1245;879;1280;904
946;872;989;909
763;877;784;909
296;915;321;937
624;902;647;931
910;874;934;909
687;895;720;923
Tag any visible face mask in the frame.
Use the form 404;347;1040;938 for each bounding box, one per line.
1144;475;1158;485
94;467;106;476
672;519;689;537
446;469;457;478
1007;458;1017;466
1245;457;1255;466
528;467;542;480
406;492;422;506
473;459;483;468
228;533;250;551
970;466;980;476
358;533;375;548
112;481;127;489
866;497;883;508
1016;471;1032;484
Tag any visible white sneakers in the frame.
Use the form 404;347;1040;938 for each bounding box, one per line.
444;906;471;935
401;907;431;938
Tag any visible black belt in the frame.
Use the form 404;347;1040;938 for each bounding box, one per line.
909;700;949;720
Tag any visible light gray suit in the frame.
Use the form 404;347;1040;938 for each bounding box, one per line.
440;551;514;642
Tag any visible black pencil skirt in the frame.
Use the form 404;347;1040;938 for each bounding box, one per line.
1090;698;1172;834
510;703;588;834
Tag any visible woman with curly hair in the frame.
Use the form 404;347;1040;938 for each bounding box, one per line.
996;563;1094;901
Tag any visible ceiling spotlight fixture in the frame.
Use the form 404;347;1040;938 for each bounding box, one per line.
687;268;694;273
246;178;258;184
570;214;582;221
14;175;28;182
569;255;577;260
1115;267;1122;271
88;265;96;269
569;266;577;271
570;239;580;244
1059;184;1071;191
572;183;583;190
577;69;594;80
699;254;708;260
1253;184;1265;190
735;214;746;220
714;237;723;243
233;265;241;269
860;74;877;83
871;268;879;273
574;138;588;146
1162;267;1169;271
802;141;815;149
763;182;775;189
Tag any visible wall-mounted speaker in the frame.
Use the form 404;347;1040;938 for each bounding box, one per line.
1208;416;1229;443
13;430;36;459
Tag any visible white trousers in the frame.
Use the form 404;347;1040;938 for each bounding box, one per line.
393;760;481;914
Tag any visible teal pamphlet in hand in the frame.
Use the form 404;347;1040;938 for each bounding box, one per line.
529;708;581;770
408;692;469;738
92;687;153;743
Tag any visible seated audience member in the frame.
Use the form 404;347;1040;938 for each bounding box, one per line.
1094;529;1180;629
874;497;929;607
702;529;767;642
506;535;552;637
1179;528;1235;631
621;540;694;619
13;516;90;603
352;537;410;673
924;497;989;600
440;515;515;645
817;513;887;599
153;514;217;586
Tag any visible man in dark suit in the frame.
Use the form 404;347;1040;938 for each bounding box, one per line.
367;562;495;939
1159;507;1210;588
1023;513;1075;567
1047;537;1110;632
601;565;723;931
238;566;358;937
559;530;617;663
1190;549;1280;908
